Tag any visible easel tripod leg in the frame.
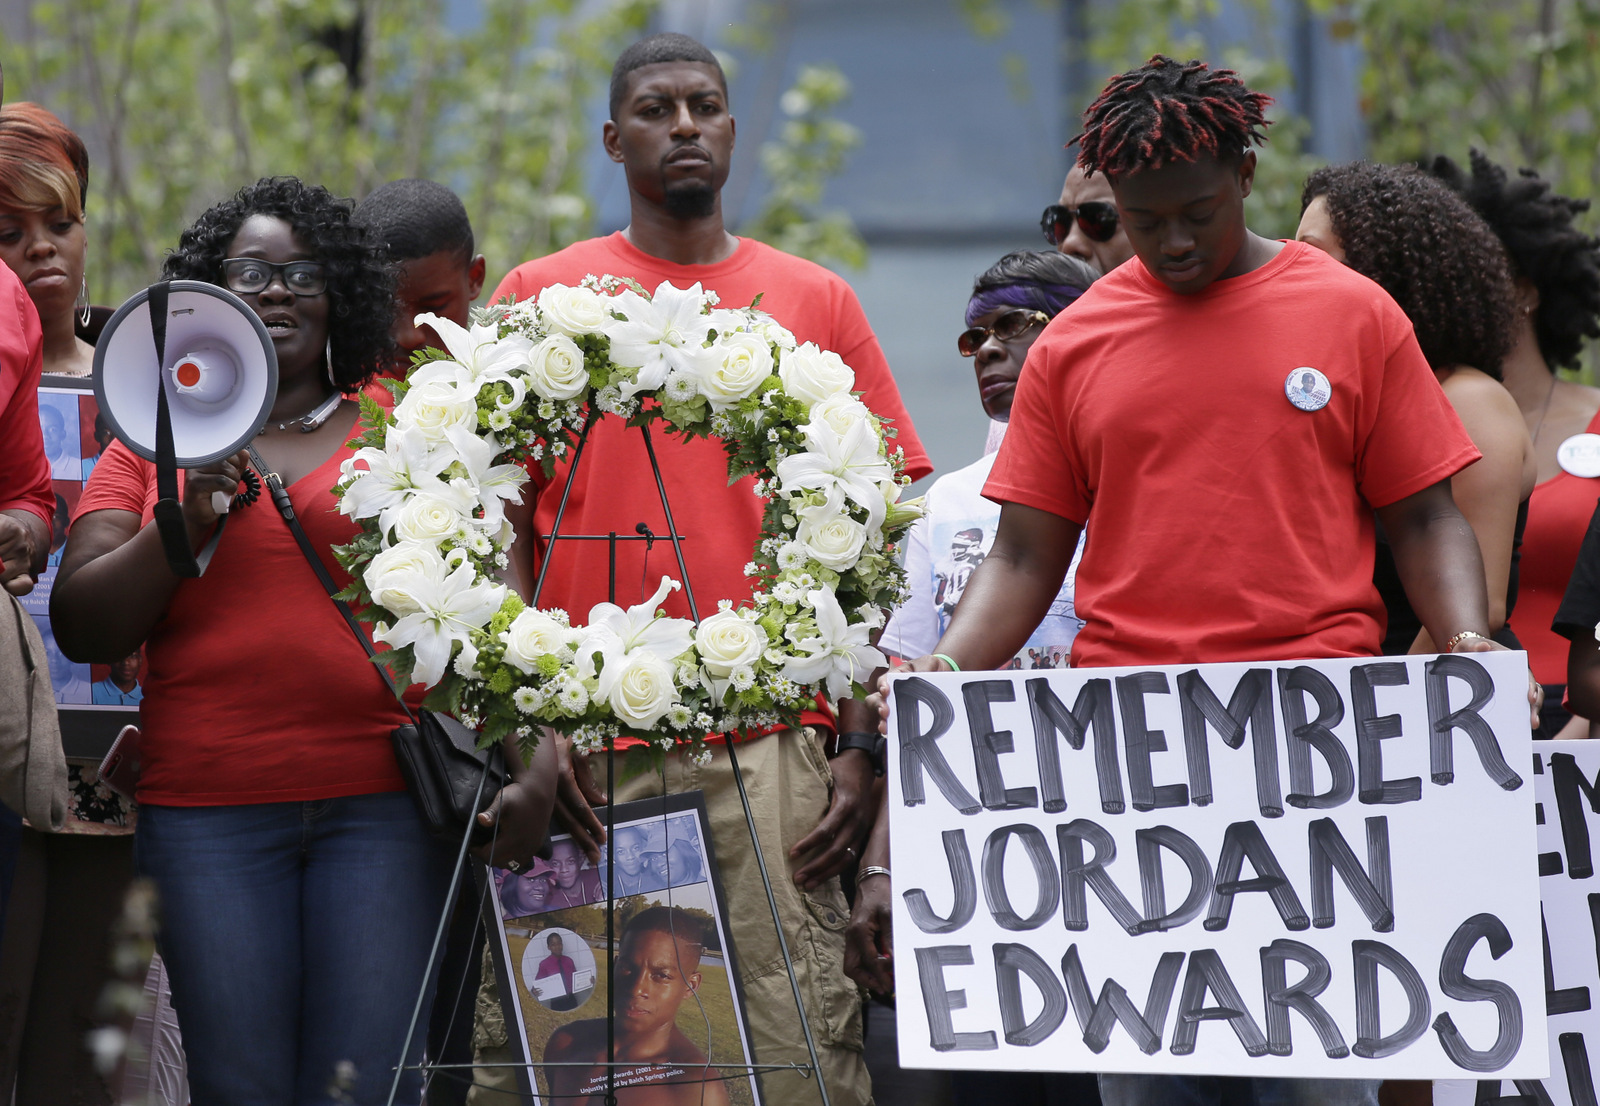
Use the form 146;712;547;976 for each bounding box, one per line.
723;736;832;1106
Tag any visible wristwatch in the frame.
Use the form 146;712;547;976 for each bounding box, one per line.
835;730;886;776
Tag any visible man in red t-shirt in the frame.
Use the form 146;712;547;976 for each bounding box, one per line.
861;57;1523;1106
0;63;53;596
473;32;930;1106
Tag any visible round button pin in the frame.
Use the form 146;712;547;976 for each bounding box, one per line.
1285;367;1331;412
1558;433;1600;478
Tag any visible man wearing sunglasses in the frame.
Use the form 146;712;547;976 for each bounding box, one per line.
1041;162;1135;275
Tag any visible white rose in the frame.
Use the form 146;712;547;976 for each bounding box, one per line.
364;541;447;615
698;331;773;411
393;378;479;442
600;650;679;729
758;318;798;351
537;284;611;337
808;393;873;439
524;334;590;401
393;492;466;545
500;609;576;674
796;505;868;571
694;611;768;676
778;342;854;406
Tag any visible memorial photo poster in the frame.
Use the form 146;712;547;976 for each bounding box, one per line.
23;381;143;758
482;792;761;1106
1438;742;1600;1106
885;654;1544;1080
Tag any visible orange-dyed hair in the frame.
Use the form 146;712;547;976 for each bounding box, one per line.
0;103;89;220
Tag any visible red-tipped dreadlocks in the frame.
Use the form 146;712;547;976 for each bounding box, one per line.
1075;55;1273;179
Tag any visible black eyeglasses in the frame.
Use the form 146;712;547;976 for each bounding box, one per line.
221;258;329;297
957;309;1050;357
1040;202;1120;247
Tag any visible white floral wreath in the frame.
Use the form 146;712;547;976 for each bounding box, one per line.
334;276;923;758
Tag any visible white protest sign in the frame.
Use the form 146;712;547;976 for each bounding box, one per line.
1439;741;1600;1106
886;653;1544;1079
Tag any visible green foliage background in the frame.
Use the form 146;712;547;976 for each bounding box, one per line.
7;0;1599;316
3;0;864;304
962;0;1598;246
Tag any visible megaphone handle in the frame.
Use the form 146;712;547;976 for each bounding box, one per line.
148;281;223;578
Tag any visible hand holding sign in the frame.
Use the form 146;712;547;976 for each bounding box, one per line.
884;653;1543;1080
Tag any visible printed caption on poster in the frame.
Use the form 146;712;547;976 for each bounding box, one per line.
1439;740;1600;1106
886;654;1543;1079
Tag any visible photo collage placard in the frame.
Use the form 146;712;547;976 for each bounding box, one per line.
481;792;761;1106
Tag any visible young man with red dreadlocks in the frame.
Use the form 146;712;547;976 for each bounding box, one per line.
866;54;1538;1106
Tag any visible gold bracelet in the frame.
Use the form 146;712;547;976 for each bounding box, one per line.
1443;630;1489;652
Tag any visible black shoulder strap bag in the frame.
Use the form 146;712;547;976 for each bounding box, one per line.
248;444;505;845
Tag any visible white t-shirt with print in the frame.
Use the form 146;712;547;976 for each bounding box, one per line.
881;426;1085;670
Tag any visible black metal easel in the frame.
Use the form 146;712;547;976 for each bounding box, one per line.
389;408;832;1106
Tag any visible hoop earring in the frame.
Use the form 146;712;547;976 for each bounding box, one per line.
324;339;337;390
76;278;91;329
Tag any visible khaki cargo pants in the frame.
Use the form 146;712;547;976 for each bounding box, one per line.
468;727;872;1106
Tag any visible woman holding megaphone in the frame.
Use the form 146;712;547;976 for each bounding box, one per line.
50;176;558;1106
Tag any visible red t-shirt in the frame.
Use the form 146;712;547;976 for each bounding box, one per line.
0;263;53;533
71;420;413;806
492;233;933;730
985;240;1480;669
1519;405;1600;684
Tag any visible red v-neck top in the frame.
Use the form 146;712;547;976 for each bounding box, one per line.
1519;406;1600;684
72;406;412;806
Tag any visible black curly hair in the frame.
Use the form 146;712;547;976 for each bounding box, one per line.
1076;55;1272;180
1429;150;1600;371
162;176;395;390
1302;161;1517;379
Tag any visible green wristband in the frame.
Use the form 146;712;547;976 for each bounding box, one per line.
932;653;961;673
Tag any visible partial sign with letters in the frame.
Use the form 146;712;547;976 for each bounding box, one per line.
886;653;1543;1080
1440;741;1600;1105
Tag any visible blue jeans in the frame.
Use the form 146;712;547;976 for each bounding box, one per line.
137;791;454;1106
1097;1075;1380;1106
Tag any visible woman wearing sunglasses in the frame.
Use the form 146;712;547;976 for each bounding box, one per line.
883;249;1099;673
51;176;558;1106
858;248;1102;1105
1041;164;1135;275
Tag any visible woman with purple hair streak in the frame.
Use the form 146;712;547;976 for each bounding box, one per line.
864;250;1103;1105
878;249;1099;673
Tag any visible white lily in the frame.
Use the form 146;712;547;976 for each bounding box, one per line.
409;313;533;389
574;576;696;678
374;558;508;687
782;588;886;704
774;416;894;531
339;423;452;521
604;281;716;397
443;425;527;531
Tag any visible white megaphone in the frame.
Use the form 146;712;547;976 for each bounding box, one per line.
93;280;277;576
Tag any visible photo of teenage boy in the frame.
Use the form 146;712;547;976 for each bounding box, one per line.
91;650;142;705
352;178;486;369
44;491;66;567
543;907;731;1106
547;837;603;908
530;930;590;1013
81;410;112;481
601;825;666;897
